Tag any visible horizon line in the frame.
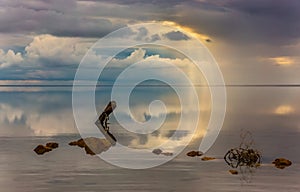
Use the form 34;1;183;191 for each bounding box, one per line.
1;84;300;87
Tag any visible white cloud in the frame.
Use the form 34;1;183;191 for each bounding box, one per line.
0;49;23;68
25;34;93;65
110;48;146;67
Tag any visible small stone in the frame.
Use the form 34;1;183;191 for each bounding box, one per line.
68;139;86;148
46;142;59;149
201;156;216;161
152;148;162;155
229;170;238;175
272;158;292;169
161;152;173;156
34;145;52;155
186;151;203;157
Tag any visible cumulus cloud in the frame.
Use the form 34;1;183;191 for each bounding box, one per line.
0;34;98;80
0;49;23;68
25;34;91;66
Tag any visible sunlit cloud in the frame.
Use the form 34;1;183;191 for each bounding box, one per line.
269;57;294;66
274;105;295;115
162;21;211;42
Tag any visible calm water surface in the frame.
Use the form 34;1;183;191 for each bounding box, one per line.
0;86;299;191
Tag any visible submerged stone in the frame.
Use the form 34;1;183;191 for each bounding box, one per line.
34;145;52;155
152;149;162;155
272;158;292;169
229;170;238;175
186;151;203;157
46;142;59;149
201;156;216;161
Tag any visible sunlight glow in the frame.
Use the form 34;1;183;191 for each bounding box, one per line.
274;105;295;115
162;21;211;42
269;57;294;66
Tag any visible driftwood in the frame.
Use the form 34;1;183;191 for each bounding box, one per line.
98;101;116;131
224;131;261;168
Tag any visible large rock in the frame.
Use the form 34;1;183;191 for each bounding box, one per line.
186;150;203;157
34;145;52;155
69;137;112;155
272;158;292;169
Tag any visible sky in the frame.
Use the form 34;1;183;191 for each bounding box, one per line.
0;0;299;84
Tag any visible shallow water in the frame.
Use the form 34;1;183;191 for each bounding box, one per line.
0;135;299;192
0;86;299;191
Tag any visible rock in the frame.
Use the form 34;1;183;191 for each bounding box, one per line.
69;141;79;146
69;137;112;155
46;142;59;149
69;139;86;148
34;145;52;155
84;137;111;155
152;148;162;155
201;156;216;161
206;39;212;43
272;158;292;169
161;152;173;156
229;170;238;175
152;149;173;156
186;150;203;157
34;142;59;155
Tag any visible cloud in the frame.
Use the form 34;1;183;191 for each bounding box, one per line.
0;0;299;85
149;34;161;42
0;49;23;68
164;0;300;47
268;57;295;66
135;27;148;40
0;34;99;80
25;34;91;66
0;0;299;46
0;0;124;38
163;31;190;41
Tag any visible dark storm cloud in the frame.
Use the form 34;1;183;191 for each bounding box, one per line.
78;0;189;6
0;0;299;44
227;0;300;42
0;0;124;38
0;0;77;13
163;31;190;41
173;0;300;46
